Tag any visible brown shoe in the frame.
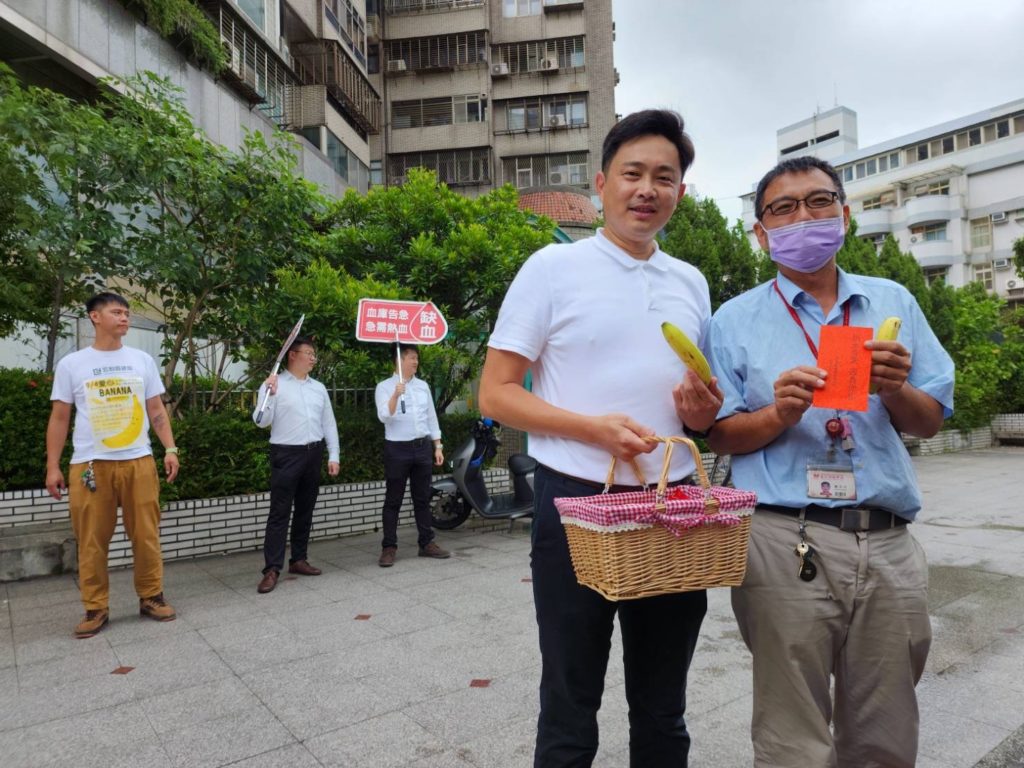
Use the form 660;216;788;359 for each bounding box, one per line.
257;570;279;594
418;542;451;559
74;608;109;639
288;560;322;576
139;592;176;621
378;547;397;567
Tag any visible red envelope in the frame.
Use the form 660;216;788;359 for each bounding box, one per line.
813;325;872;412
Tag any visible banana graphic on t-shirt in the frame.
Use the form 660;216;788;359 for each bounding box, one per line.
101;394;145;449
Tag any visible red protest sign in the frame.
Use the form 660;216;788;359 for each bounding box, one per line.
356;299;449;345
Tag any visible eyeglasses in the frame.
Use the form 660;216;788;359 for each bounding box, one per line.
298;350;317;359
762;190;840;218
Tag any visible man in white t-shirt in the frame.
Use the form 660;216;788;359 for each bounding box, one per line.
480;110;723;766
46;292;180;638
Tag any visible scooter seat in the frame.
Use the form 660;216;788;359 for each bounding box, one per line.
508;453;537;475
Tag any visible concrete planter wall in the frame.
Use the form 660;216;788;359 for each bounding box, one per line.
0;469;512;577
2;414;1021;580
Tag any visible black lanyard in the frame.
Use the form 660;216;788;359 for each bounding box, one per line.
772;280;849;359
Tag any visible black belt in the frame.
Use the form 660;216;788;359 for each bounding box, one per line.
271;440;325;451
759;503;908;532
538;464;694;494
390;436;432;447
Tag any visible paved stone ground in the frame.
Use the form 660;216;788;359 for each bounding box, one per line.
1;447;1022;767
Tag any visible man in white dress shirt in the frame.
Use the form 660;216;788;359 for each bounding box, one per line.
374;343;449;567
253;336;340;593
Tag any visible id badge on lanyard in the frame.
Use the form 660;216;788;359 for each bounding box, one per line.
773;281;859;501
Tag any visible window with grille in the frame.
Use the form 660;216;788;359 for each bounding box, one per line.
502;152;589;188
503;94;586;131
388;148;491;185
970;218;992;250
493;36;585;73
503;0;542;15
974;263;993;290
923;266;947;285
391;95;486;128
386;31;488;71
910;223;946;242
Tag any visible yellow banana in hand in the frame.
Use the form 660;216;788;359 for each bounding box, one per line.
869;316;902;394
661;322;712;385
101;394;145;449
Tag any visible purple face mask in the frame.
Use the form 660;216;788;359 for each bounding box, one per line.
762;216;846;273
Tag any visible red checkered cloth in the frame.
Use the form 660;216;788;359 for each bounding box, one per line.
556;485;757;538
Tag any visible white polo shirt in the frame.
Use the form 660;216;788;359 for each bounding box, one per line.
488;229;711;484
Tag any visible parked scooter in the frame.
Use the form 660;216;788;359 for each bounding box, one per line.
430;418;536;530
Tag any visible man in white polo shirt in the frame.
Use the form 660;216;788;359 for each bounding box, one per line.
479;110;723;767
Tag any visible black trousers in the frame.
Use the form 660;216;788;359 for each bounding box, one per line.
531;465;708;768
263;441;323;574
381;438;434;549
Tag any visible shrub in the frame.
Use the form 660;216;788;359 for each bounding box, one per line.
0;368;64;491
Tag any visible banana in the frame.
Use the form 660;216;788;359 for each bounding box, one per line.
869;316;902;394
101;394;145;449
661;322;712;384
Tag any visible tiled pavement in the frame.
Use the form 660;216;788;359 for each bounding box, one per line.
1;447;1022;767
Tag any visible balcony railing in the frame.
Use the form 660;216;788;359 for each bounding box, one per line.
293;40;382;134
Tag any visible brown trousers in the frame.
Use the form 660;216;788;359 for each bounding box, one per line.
68;456;164;610
732;510;931;768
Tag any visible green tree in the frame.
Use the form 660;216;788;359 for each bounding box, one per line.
946;282;1009;429
1013;234;1024;280
659;196;762;311
318;169;553;410
241;258;403;389
0;65;143;370
0;128;47;337
877;235;932;318
108;74;323;411
926;278;957;347
836;218;882;277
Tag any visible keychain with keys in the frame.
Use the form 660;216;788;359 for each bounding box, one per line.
81;460;97;493
794;519;817;582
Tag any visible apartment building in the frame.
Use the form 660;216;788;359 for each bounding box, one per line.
740;101;1024;303
0;0;380;367
0;0;378;196
367;0;615;199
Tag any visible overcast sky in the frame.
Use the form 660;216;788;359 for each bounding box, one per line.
612;0;1024;222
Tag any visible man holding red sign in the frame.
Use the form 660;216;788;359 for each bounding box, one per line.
693;156;954;768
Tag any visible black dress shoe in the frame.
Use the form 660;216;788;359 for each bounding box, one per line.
257;570;279;593
288;560;322;576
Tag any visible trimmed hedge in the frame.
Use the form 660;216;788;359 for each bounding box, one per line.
0;367;482;500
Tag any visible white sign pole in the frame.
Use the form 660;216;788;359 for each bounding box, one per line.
395;329;406;414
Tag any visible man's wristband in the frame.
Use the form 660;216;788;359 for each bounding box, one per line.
164;446;180;455
682;425;710;440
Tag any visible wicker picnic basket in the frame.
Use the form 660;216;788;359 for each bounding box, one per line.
555;437;756;601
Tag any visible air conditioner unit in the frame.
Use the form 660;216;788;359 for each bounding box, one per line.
386;59;407;73
991;211;1008;224
540;58;558;71
909;235;918;243
994;258;1012;270
549;172;564;184
549;115;567;128
491;62;509;76
1009;280;1018;289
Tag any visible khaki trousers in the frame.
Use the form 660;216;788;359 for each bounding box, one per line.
68;456;164;610
732;510;931;768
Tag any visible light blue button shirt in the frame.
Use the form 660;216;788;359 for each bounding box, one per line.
708;269;954;520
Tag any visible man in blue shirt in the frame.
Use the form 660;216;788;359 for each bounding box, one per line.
691;156;954;768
